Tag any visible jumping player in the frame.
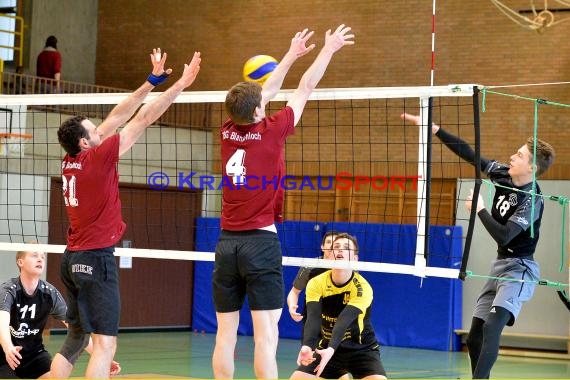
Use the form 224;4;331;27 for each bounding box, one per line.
401;112;555;379
52;49;201;378
213;25;354;379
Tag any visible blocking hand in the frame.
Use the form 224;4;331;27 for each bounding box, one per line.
289;28;316;58
324;24;355;53
178;52;202;88
150;48;173;76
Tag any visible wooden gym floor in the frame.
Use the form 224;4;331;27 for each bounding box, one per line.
41;330;570;379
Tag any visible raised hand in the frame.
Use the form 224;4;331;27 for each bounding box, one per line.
178;52;202;88
324;24;355;53
401;112;421;126
465;188;484;212
401;112;440;134
289;28;316;58
150;48;173;76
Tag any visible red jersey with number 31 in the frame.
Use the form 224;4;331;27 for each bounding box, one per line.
220;107;295;230
61;134;125;250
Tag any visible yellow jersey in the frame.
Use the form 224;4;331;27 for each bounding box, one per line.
305;270;378;350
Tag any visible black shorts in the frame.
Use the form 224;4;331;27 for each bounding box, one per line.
61;247;120;336
296;345;386;379
213;230;284;312
0;349;52;379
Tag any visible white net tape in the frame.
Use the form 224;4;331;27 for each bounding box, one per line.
0;85;477;280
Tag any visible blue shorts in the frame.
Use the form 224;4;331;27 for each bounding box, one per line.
61;247;120;335
473;257;539;325
213;230;284;312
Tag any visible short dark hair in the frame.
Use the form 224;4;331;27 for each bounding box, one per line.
45;35;58;49
224;82;262;125
321;230;339;246
526;137;555;177
332;233;359;255
58;115;88;156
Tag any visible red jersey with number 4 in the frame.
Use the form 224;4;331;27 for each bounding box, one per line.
220;106;295;230
61;134;125;250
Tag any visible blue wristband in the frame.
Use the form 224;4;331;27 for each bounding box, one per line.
147;72;169;86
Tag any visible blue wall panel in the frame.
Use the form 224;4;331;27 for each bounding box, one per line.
193;218;462;351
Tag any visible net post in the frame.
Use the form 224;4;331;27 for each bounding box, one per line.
459;86;481;280
424;97;433;266
415;97;431;272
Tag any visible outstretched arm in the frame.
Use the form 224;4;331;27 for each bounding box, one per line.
287;287;303;322
327;305;361;350
288;266;312;321
314;305;361;377
401;112;491;169
261;29;315;108
0;310;22;370
465;190;523;246
287;24;355;126
302;301;322;349
99;48;173;140
478;210;523;246
119;52;201;157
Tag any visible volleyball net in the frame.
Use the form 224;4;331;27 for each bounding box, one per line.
3;84;570;350
0;85;482;278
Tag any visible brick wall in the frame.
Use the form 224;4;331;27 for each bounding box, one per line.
97;0;570;179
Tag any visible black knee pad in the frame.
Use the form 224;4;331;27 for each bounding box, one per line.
466;317;484;350
59;324;90;365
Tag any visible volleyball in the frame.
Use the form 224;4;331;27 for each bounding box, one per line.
243;55;278;84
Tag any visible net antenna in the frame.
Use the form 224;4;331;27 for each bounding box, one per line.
415;97;432;277
430;0;437;86
490;0;570;33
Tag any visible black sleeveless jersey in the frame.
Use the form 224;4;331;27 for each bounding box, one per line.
0;278;66;359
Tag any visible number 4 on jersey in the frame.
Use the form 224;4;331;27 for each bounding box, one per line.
226;149;246;185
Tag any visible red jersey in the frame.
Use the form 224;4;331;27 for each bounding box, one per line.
221;107;295;230
36;49;61;79
61;134;125;250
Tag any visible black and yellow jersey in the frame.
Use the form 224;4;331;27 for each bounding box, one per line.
305;270;378;350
